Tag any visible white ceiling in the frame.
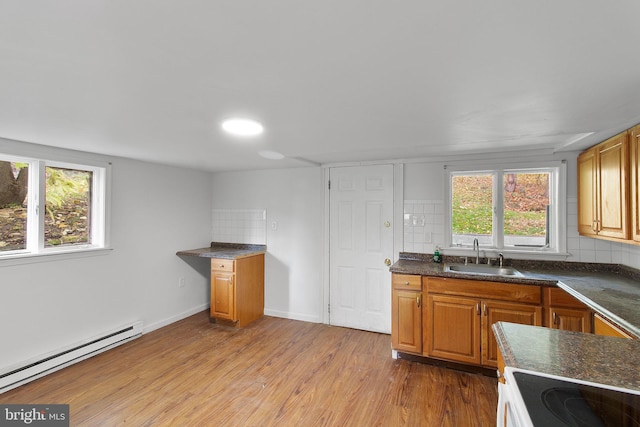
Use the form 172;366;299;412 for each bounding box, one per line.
1;1;640;172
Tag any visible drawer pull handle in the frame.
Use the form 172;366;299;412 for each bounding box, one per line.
416;295;421;308
405;281;410;285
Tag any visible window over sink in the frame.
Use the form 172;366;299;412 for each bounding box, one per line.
445;161;566;254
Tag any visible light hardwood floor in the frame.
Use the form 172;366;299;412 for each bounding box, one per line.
1;312;498;426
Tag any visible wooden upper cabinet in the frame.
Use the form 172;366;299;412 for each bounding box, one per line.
630;124;640;242
577;131;630;240
578;147;598;237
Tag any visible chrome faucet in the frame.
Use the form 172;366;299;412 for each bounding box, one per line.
499;253;504;268
473;238;479;264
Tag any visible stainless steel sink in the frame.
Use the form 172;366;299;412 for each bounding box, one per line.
444;263;523;277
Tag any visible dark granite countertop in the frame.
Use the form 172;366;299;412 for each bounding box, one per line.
390;252;640;338
493;322;640;392
176;242;266;260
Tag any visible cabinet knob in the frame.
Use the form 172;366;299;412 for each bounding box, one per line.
384;258;392;266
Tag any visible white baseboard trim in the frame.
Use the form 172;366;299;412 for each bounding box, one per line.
264;308;321;324
143;303;210;334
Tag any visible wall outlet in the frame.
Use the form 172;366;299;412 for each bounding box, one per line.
178;277;186;288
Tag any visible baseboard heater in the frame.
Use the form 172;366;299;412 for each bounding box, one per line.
0;321;143;394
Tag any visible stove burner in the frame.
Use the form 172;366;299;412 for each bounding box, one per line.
542;387;605;426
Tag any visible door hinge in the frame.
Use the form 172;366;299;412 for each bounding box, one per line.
328;303;330;314
328;180;331;190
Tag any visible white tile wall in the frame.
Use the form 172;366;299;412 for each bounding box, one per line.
403;197;640;270
403;200;445;254
212;209;267;244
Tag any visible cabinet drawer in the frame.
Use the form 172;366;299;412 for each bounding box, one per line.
392;274;422;290
425;277;541;304
211;258;235;272
545;287;589;309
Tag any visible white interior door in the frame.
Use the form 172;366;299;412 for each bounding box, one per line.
329;164;394;333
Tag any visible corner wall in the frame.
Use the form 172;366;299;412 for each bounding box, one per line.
210;167;324;323
0;140;213;371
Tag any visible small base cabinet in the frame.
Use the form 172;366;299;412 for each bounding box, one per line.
210;254;265;327
391;274;422;354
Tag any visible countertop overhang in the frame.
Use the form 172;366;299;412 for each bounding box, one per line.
493;321;640;392
176;242;266;260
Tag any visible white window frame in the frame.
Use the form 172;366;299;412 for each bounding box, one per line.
444;160;567;257
0;153;110;263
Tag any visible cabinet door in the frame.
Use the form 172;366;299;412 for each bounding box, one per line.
391;290;422;354
426;294;481;365
578;147;598;236
631;125;640;242
597;133;629;239
482;301;542;368
211;272;235;320
548;307;592;333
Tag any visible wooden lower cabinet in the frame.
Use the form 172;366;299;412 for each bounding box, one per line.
211;271;235;320
548;307;592;332
210;254;265;327
482;301;542;368
391;289;422;353
426;294;481;365
544;287;593;333
424;294;541;368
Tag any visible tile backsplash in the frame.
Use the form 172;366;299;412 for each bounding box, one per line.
403;197;640;270
212;209;266;245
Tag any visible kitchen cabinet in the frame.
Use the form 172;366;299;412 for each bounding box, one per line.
630;124;640;242
210;254;265;327
391;274;422;354
544;287;593;333
594;313;634;339
424;277;542;368
577;131;629;240
482;301;542;368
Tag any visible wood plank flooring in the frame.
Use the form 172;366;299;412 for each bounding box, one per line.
1;312;498;426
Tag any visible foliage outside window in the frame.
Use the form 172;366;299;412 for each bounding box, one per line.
449;166;561;252
0;156;107;257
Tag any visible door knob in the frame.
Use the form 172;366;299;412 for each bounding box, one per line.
384;221;391;228
384;258;392;266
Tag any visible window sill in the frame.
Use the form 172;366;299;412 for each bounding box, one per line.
0;247;113;267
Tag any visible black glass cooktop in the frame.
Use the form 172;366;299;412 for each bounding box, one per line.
513;372;640;426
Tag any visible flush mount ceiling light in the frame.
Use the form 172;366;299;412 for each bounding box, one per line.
259;150;285;160
221;118;264;136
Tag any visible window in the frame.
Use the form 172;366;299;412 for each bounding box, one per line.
0;155;108;258
446;163;565;253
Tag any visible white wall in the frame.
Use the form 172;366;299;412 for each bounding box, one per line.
0;140;213;371
211;167;324;323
